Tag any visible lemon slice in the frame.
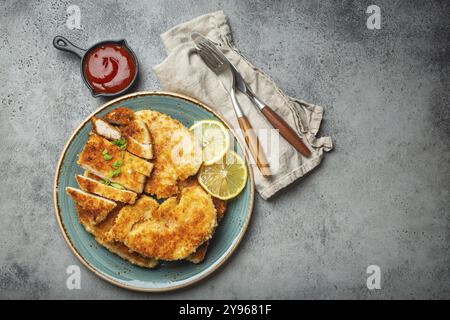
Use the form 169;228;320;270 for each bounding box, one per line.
198;151;248;200
190;120;230;165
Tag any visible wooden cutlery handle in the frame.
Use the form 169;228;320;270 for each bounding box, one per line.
261;105;311;157
237;116;271;176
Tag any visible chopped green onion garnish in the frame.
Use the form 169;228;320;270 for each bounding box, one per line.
112;160;123;169
113;138;127;150
110;183;125;190
102;148;113;161
108;168;121;178
100;178;111;185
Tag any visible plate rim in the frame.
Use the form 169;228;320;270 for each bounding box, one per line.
53;91;255;292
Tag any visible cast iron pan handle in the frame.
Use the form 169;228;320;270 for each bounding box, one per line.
53;36;86;58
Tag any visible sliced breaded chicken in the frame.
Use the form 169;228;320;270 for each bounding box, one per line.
77;205;158;268
122;119;151;144
135;110;202;198
84;169;152;186
77;134;153;193
186;198;227;264
66;187;116;225
85;168;152;187
103;107;135;126
83;170;101;180
122;184;217;260
125;135;153;159
94;115;153;159
76;175;137;204
107;195;159;243
123;151;153;176
91;117;121;140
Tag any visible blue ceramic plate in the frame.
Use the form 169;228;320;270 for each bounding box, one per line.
54;92;254;291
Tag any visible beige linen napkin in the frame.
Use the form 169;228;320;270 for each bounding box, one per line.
153;11;333;200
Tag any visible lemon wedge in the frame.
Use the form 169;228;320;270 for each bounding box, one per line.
198;151;248;200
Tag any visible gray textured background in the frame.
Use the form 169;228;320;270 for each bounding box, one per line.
1;0;449;299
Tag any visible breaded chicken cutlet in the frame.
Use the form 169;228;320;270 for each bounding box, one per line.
134;110;202;199
186;197;227;263
103;107;135;126
77;134;153;193
93;114;154;160
108;183;217;261
91;117;121;140
76;175;137;204
77;204;158;268
66;187;116;225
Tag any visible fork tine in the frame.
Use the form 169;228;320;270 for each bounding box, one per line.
196;41;228;74
197;45;221;67
198;50;220;70
199;38;228;63
197;41;223;63
202;43;225;65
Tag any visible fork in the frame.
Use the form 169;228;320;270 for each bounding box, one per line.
193;34;271;176
192;33;311;158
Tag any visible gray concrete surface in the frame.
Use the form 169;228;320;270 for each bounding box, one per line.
0;0;449;299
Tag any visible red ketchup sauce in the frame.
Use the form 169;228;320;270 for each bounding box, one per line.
83;43;136;95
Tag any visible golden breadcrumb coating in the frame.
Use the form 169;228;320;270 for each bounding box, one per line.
110;184;217;261
135;110;202;198
77;134;153;193
66;187;116;225
76;175;137;204
77;204;158;268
